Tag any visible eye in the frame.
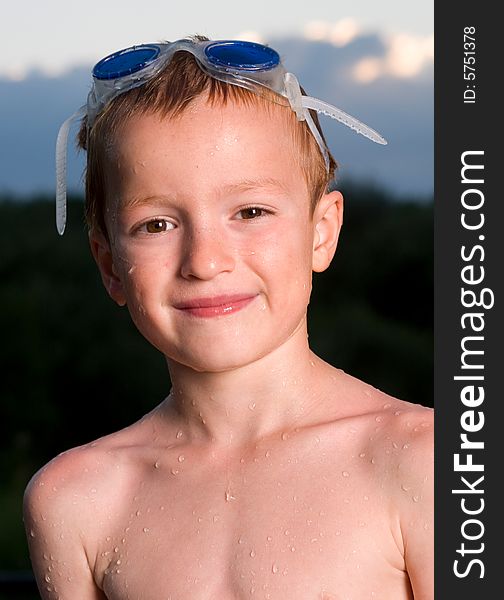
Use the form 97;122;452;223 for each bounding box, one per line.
236;206;269;220
137;218;175;234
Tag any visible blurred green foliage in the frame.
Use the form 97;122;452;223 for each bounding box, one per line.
0;184;432;575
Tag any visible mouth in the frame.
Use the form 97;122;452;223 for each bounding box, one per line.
173;294;259;318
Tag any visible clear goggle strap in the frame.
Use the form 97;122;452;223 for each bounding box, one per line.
304;110;330;172
55;105;86;235
284;72;305;121
301;96;387;146
284;72;330;172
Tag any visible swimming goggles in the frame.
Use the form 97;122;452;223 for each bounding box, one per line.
56;38;387;234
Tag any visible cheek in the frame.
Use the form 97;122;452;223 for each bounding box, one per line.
253;223;314;293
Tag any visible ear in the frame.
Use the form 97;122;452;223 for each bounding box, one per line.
311;190;344;273
88;229;127;306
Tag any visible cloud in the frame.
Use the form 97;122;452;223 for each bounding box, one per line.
234;31;266;44
303;18;361;47
352;33;434;83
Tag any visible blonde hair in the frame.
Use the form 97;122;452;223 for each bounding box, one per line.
78;37;337;237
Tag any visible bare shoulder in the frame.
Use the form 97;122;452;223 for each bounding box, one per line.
340;376;434;599
24;408;160;530
338;373;434;499
23;409;161;598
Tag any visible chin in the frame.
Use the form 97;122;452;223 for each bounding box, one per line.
169;347;267;373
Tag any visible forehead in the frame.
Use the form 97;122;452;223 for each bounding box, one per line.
105;96;308;201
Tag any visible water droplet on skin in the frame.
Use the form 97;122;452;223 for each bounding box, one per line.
402;443;410;450
265;450;271;458
248;402;256;411
45;575;51;583
250;549;256;557
267;535;272;542
342;471;350;477
412;495;420;503
401;484;410;492
290;546;295;552
114;547;119;553
272;563;279;574
29;529;35;538
143;527;149;533
359;452;366;458
364;495;369;501
178;454;185;463
383;403;392;409
375;416;383;423
176;430;183;438
106;536;111;541
281;432;289;441
394;411;402;416
225;490;236;502
335;530;341;536
135;510;141;517
154;461;160;469
171;468;179;475
284;529;290;535
370;457;376;464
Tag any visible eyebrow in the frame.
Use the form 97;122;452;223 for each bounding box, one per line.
220;177;291;196
121;177;290;210
121;194;176;211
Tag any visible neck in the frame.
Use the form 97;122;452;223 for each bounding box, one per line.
160;318;333;449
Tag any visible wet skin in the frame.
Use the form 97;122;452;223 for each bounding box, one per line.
24;98;433;599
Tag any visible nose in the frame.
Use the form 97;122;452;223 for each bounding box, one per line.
180;224;235;280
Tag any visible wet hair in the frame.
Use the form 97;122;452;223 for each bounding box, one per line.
77;35;337;238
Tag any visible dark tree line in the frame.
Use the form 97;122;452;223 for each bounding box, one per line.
0;184;432;572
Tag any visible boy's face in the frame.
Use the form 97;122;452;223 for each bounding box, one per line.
91;97;342;372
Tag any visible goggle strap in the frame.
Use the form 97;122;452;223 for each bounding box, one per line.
55;105;86;235
301;96;388;146
284;72;305;121
304;110;331;172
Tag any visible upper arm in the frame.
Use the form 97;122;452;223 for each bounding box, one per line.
23;452;107;600
396;410;434;600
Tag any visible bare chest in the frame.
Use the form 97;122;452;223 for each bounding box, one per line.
96;438;411;599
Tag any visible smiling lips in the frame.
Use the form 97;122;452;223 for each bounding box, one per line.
173;294;258;318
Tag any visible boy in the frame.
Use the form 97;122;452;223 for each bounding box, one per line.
24;36;433;599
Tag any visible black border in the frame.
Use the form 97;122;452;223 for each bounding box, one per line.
435;3;500;596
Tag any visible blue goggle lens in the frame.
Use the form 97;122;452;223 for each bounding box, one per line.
204;41;280;71
93;45;161;80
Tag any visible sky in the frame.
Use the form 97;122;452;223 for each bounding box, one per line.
1;0;433;79
0;0;433;198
